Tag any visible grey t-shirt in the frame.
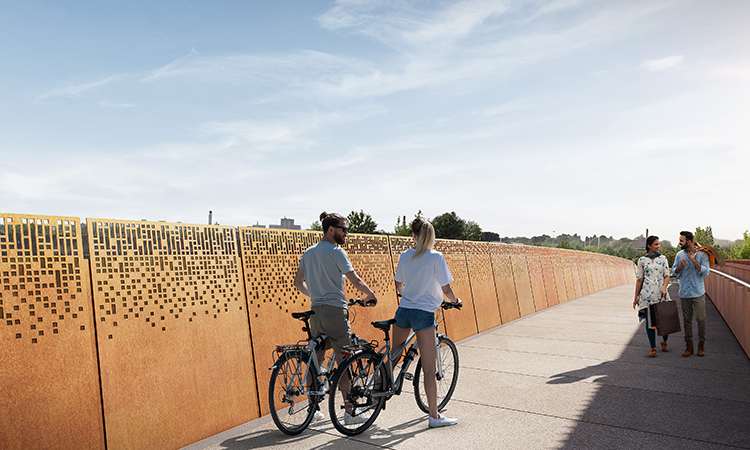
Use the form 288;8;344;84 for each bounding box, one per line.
299;241;354;308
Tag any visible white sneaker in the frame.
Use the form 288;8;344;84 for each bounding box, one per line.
344;411;371;425
429;414;458;428
312;410;325;422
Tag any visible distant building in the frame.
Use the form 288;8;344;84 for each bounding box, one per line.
633;234;646;250
269;217;301;230
250;221;266;228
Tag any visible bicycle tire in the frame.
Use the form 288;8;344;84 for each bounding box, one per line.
269;351;320;435
328;350;386;436
413;336;459;413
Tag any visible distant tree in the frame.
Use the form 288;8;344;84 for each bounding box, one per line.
464;220;484;241
694;226;714;247
393;210;422;236
310;220;322;231
347;210;378;234
482;231;500;242
729;231;750;259
432;212;466;240
394;215;410;236
661;239;677;267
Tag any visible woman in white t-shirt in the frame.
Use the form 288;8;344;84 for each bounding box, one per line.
393;217;462;428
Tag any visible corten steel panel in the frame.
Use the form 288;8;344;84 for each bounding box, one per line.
240;229;398;416
538;247;559;307
584;253;597;293
508;245;535;317
548;248;569;303
433;239;479;342
240;227;320;417
560;250;577;301
489;243;520;323
568;250;584;299
525;246;548;311
464;241;501;333
0;214;105;450
578;252;592;296
88;219;257;450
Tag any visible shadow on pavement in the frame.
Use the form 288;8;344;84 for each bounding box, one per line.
550;284;750;450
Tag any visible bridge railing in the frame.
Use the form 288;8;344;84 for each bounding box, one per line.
706;261;750;358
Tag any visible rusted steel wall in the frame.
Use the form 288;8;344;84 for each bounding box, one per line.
1;211;637;450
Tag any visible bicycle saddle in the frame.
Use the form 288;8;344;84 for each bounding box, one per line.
371;318;397;331
291;310;315;320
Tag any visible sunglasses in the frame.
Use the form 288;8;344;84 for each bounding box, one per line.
334;225;349;233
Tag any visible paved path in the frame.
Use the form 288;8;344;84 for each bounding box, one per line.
184;283;750;450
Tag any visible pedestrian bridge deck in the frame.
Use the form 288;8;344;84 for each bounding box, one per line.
185;283;750;450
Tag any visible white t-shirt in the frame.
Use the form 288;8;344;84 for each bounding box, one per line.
394;249;454;312
299;241;354;308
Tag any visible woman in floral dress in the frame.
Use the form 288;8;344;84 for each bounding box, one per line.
633;235;671;357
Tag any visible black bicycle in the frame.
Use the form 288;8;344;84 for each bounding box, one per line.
327;301;461;435
268;298;374;435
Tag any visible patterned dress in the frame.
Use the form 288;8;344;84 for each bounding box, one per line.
635;254;670;311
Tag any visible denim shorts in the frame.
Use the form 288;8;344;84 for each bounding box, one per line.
394;307;436;333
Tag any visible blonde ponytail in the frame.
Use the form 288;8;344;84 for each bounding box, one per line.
411;217;435;259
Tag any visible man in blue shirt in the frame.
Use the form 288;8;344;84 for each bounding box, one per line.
672;231;710;357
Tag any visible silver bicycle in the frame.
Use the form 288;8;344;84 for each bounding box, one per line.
268;298;375;435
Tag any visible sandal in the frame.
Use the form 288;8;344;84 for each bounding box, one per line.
649;348;657;357
661;341;669;352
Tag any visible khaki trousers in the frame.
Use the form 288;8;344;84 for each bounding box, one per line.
681;294;706;344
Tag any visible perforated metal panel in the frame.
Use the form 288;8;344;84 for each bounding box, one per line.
89;218;257;450
464;241;501;332
241;229;398;416
538;247;559;307
489;243;520;323
525;247;548;311
508;245;535;316
433;239;478;342
239;227;319;416
0;214;104;450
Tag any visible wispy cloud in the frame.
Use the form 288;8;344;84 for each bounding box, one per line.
99;101;136;109
35;75;120;102
640;55;685;71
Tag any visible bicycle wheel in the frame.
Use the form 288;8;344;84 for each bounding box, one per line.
414;336;459;414
269;351;320;435
328;350;386;436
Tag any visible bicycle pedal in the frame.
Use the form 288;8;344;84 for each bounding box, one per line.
403;373;413;381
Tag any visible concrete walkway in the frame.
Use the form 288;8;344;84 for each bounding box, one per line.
184;283;750;450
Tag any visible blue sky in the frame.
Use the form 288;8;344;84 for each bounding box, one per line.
1;0;748;242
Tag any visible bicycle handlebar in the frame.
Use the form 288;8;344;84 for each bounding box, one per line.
441;300;462;310
349;297;378;307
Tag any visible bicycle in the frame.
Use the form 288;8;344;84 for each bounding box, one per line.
268;298;376;435
327;301;462;436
